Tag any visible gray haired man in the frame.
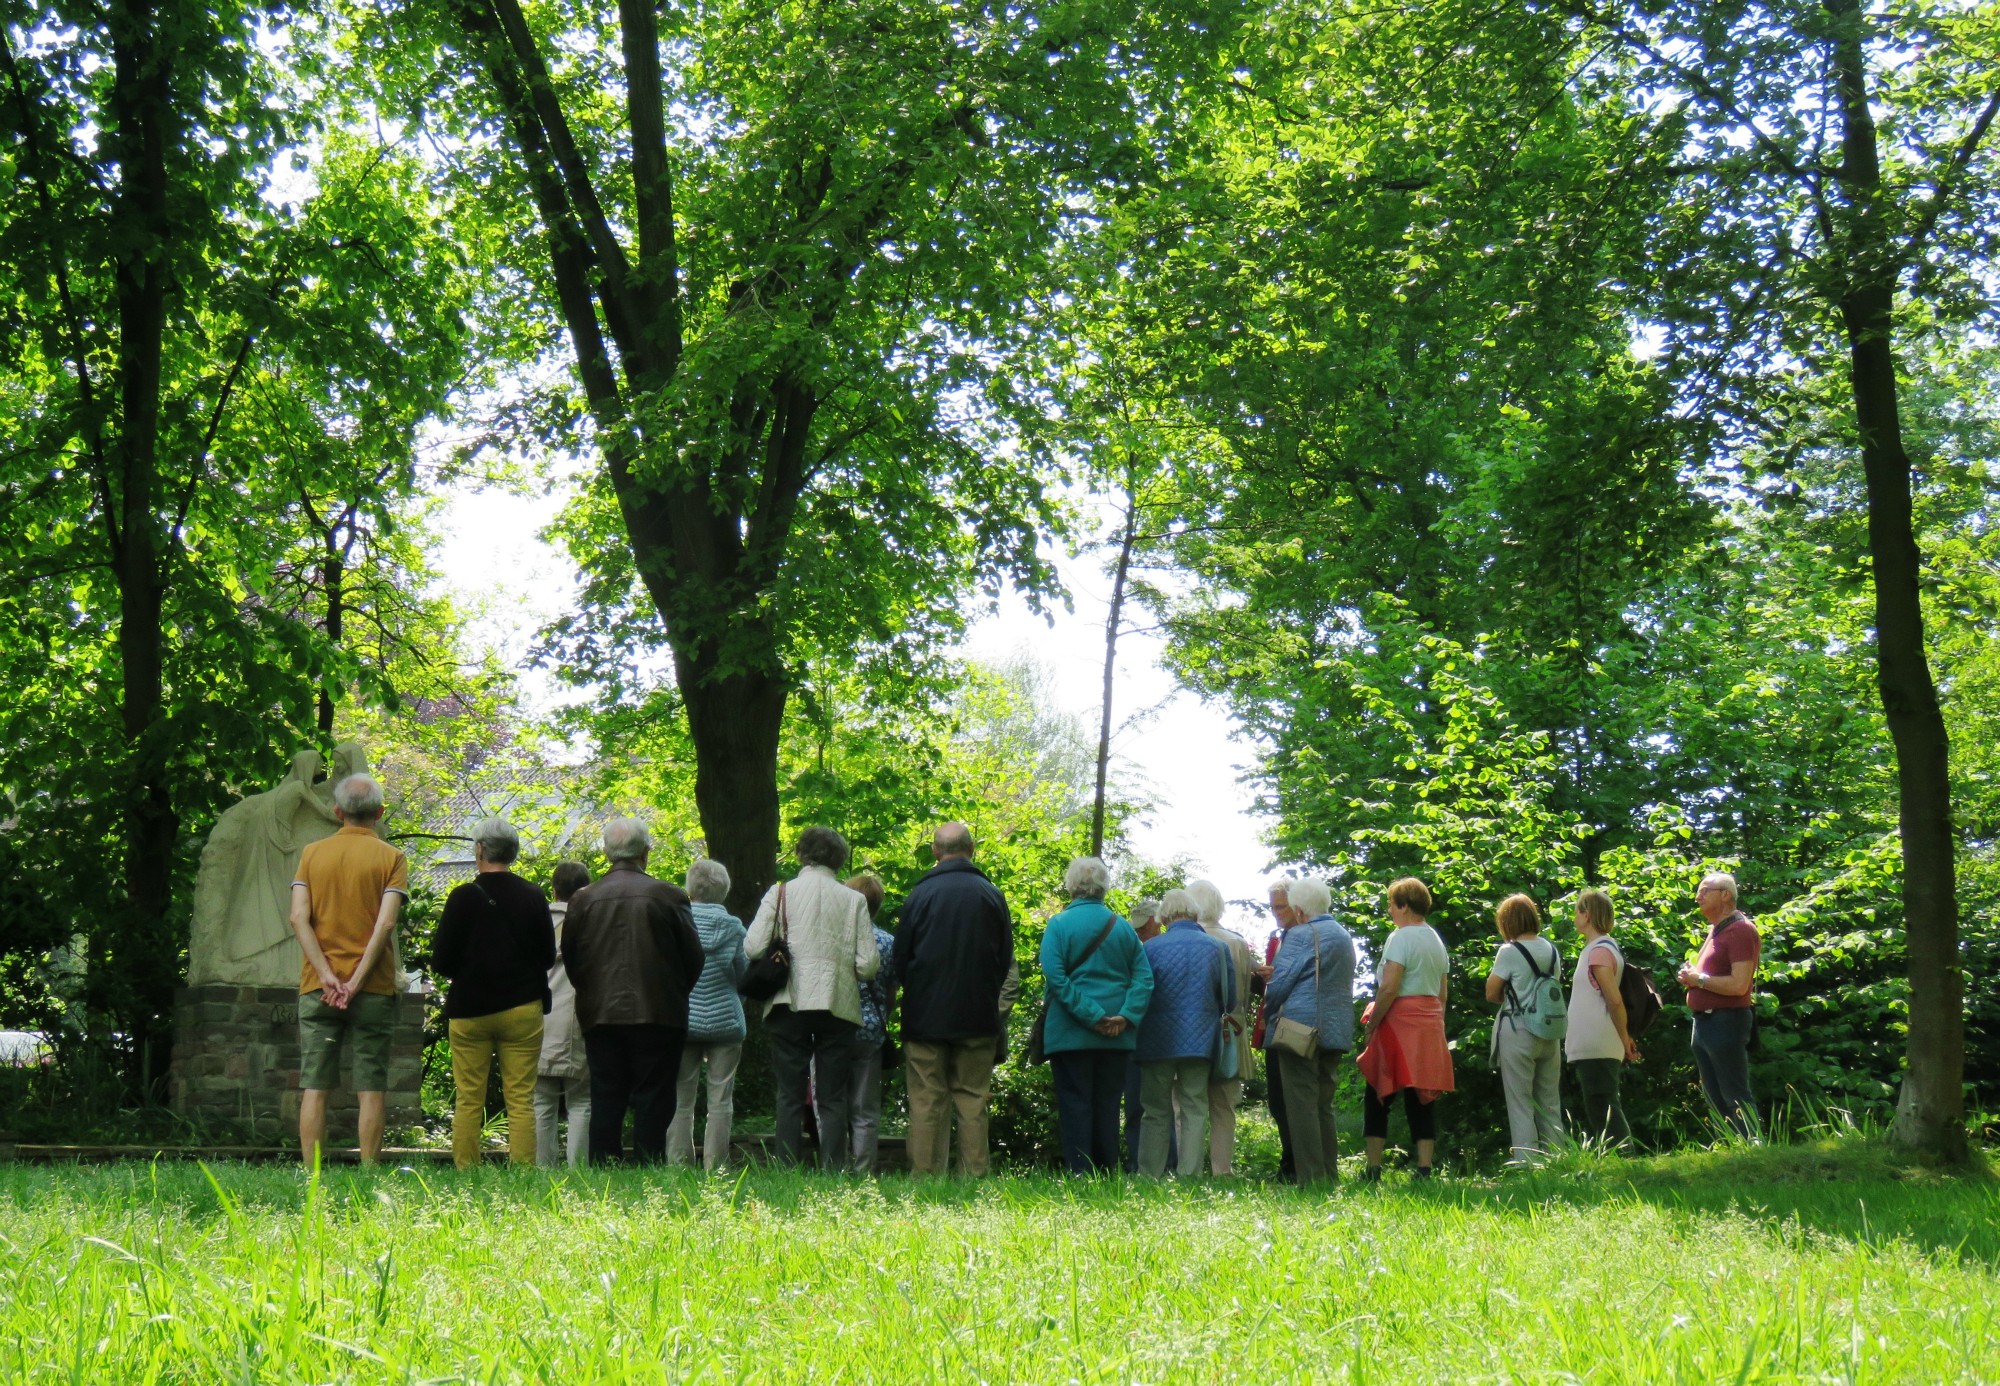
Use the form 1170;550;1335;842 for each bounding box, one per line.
561;818;705;1163
289;773;408;1164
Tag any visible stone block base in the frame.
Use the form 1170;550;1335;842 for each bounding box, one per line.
167;985;427;1143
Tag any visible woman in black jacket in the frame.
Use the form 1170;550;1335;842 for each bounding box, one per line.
432;817;556;1168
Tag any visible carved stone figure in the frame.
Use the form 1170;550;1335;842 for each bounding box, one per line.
186;743;370;988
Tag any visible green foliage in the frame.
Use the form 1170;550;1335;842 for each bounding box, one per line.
0;5;496;1100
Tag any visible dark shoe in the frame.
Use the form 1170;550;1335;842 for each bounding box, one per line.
1362;1166;1382;1183
1413;1165;1434;1180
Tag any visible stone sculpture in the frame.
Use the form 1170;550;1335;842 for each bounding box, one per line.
186;742;369;989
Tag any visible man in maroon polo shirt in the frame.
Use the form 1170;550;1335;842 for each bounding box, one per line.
1678;872;1761;1137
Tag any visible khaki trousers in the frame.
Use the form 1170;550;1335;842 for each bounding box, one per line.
904;1036;996;1176
1138;1058;1210;1178
449;1001;544;1169
1206;1076;1244;1175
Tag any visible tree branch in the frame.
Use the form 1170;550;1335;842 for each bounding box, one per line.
1903;86;2000;272
484;0;647;368
616;0;681;373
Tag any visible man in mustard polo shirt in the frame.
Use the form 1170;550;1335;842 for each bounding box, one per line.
289;773;408;1163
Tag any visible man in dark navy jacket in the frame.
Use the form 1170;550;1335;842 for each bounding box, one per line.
892;822;1019;1175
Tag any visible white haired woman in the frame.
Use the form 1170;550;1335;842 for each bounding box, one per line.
432;817;556;1169
1186;879;1255;1175
666;858;750;1170
1134;889;1230;1178
1261;876;1357;1185
1040;856;1154;1174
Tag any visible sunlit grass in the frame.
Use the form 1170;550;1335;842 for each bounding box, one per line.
0;1140;1992;1382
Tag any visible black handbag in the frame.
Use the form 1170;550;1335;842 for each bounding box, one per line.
739;881;794;1001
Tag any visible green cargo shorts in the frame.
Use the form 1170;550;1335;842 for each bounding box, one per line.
298;990;396;1092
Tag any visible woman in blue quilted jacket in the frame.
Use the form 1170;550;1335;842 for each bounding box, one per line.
1134;889;1230;1178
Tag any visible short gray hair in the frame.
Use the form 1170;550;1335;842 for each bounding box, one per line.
685;857;731;904
1132;896;1161;925
1063;856;1110;900
1288;877;1332;917
1268;877;1296;903
333;774;384;821
1158;888;1198;922
1185;879;1225;925
472;816;520;866
1698;872;1738;903
602;817;652;866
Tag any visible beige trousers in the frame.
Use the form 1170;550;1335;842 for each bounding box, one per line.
904;1037;996;1176
1206;1076;1245;1175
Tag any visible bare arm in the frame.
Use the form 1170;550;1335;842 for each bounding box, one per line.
1367;959;1407;1041
1593;956;1641;1061
290;884;343;1001
1483;966;1507;1006
1679;959;1756;998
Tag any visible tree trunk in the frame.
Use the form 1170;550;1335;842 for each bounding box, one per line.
104;0;179;1101
1828;0;1966;1160
1090;496;1139;858
678;652;789;921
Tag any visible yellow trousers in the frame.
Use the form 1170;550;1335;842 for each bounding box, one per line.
449;1001;544;1169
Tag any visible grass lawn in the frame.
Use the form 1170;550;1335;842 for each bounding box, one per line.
0;1140;1993;1383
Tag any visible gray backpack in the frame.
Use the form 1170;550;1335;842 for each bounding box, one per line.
1506;940;1568;1041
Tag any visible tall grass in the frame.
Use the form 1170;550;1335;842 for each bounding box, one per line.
0;1143;1993;1383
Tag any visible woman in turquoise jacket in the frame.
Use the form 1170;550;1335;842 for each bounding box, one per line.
1040;856;1154;1173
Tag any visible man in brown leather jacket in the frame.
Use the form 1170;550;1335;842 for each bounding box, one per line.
562;817;704;1164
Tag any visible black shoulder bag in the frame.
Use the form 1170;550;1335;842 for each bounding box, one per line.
739;882;794;1001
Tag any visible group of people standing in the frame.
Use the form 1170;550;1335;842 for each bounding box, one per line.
286;772;1763;1173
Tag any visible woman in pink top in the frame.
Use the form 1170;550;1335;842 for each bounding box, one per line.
1565;888;1639;1150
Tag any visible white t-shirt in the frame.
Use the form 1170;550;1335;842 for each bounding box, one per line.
1381;923;1450;998
1491;935;1561;1033
1564;935;1626;1062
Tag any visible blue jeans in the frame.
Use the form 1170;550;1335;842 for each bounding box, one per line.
1691;1008;1757;1137
1051;1050;1127;1174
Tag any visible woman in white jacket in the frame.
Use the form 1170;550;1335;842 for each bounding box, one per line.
746;826;879;1170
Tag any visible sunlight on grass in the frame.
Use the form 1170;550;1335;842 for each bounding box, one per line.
0;1144;1993;1382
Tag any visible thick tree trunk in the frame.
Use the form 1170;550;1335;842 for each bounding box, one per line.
1829;1;1967;1160
678;653;789;920
104;0;179;1101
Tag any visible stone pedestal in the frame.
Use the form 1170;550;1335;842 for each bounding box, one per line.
168;985;427;1142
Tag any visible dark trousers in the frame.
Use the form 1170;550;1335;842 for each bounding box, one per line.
1691;1008;1757;1137
1266;1049;1296;1178
584;1023;685;1165
1122;1053;1175;1174
1051;1049;1127;1174
1571;1057;1632;1148
767;1006;858;1169
1363;1084;1438;1143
